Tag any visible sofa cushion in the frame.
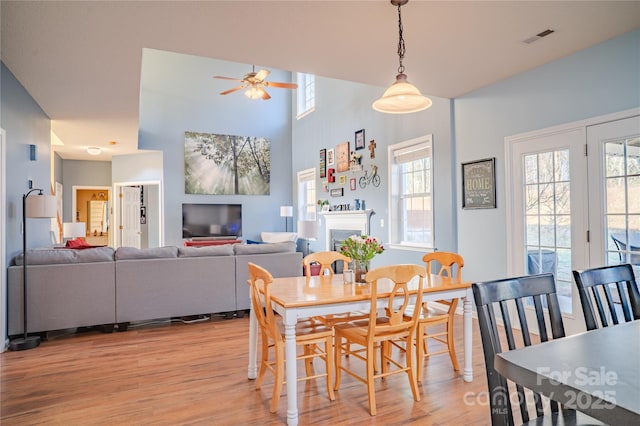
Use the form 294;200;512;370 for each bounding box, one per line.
13;247;115;265
178;245;234;257
234;241;296;255
115;246;178;260
261;232;298;243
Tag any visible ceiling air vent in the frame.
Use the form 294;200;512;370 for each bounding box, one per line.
523;29;555;44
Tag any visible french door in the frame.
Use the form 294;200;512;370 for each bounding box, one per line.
507;111;639;335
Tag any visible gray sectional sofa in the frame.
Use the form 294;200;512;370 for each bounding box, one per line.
7;242;302;336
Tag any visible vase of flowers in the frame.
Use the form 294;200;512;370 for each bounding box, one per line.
339;235;384;283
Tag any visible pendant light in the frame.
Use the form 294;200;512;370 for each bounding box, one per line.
373;0;432;114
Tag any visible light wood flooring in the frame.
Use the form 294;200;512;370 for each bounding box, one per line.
1;314;491;425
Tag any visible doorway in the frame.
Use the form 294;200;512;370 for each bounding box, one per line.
113;181;163;249
506;108;639;336
72;186;111;246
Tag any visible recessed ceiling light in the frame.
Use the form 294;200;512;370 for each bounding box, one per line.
87;147;101;156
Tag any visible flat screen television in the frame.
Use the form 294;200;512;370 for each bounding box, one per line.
182;203;242;239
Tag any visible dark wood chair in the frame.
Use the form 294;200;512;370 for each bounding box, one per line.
472;273;603;426
611;235;640;265
572;263;640;330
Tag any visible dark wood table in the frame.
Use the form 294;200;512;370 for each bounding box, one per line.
495;320;640;424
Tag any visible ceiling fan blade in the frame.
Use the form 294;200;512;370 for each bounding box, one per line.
219;85;246;95
255;69;270;81
264;81;298;89
261;89;271;100
213;75;243;81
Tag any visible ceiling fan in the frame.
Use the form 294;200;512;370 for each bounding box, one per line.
213;66;298;100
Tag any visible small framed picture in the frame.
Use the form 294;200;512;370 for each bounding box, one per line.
140;206;147;224
327;148;335;166
336;141;350;172
319;148;327;178
350;177;357;191
462;157;497;209
330;187;344;197
339;175;347;185
355;129;365;150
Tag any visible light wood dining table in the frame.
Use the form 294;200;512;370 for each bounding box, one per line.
246;272;474;426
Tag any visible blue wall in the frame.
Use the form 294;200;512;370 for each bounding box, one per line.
291;75;456;268
1;63;53;261
138;49;294;246
455;29;640;282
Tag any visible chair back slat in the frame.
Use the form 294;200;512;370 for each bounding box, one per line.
247;262;278;341
302;251;351;277
365;264;425;336
473;273;566;425
572;263;640;330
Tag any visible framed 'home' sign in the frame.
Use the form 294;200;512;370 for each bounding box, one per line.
462;157;496;209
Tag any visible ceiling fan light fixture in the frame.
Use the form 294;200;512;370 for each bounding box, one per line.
86;146;101;156
373;0;432;114
244;86;265;100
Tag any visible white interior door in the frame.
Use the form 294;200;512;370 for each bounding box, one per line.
120;186;141;248
507;127;589;335
587;115;640;270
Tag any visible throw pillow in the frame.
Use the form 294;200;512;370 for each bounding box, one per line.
260;232;298;243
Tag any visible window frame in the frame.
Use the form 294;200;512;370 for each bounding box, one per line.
387;134;435;251
297;168;317;221
296;73;315;119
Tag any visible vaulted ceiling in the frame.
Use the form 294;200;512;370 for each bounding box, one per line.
2;1;639;160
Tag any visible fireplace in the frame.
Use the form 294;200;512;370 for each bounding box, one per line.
320;209;374;255
330;229;359;273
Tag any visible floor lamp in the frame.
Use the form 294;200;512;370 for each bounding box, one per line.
297;220;319;257
280;205;293;232
9;189;57;351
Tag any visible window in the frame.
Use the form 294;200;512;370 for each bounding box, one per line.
296;73;315;119
388;135;433;249
297;168;316;221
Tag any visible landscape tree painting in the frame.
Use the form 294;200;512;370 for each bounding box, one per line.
184;131;270;195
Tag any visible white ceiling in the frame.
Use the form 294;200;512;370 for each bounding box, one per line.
2;1;639;161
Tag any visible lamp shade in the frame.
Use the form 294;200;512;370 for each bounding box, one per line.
63;222;86;238
372;73;432;114
280;205;293;217
25;194;57;218
297;220;319;240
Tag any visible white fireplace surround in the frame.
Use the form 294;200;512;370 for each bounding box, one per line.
320;210;374;250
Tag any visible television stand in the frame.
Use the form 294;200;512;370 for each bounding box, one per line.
184;239;241;247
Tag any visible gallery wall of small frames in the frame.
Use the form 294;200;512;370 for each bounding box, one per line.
319;128;380;212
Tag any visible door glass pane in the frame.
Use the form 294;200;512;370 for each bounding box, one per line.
523;149;572;313
605;137;640;266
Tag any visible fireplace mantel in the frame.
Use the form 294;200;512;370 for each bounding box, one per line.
320;210;374;250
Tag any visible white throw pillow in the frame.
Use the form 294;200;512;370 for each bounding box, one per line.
261;232;298;243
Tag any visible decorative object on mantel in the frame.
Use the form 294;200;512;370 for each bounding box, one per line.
355;129;366;150
339;235;385;283
369;139;377;159
372;0;432;114
359;164;381;189
462;157;497;209
354;199;361;210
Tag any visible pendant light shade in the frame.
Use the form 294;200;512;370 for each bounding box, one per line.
372;73;432;114
373;0;432;114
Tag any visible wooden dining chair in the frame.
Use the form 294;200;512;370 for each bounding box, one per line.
247;262;335;413
473;273;603;425
302;251;369;326
411;252;462;381
572;263;640;331
334;264;424;416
